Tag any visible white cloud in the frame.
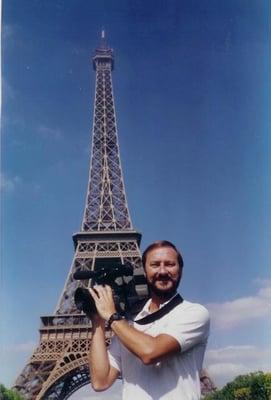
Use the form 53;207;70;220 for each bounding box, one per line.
205;345;271;388
38;125;63;140
206;345;271;363
0;173;43;195
206;362;249;388
2;77;15;100
1;23;15;41
0;341;36;387
2;341;36;354
0;173;22;192
206;284;271;329
253;278;271;288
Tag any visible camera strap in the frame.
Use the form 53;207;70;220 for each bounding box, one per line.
134;293;183;325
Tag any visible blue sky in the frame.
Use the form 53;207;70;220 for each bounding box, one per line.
1;1;271;398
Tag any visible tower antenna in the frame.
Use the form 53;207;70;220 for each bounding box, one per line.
101;27;106;48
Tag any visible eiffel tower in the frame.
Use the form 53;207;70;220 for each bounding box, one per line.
13;32;148;399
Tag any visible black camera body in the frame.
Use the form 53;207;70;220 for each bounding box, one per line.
73;263;134;317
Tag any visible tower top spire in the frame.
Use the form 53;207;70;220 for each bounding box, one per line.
93;29;114;70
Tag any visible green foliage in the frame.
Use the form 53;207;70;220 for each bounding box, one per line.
204;390;222;398
0;384;25;400
250;372;269;400
234;387;250;400
203;371;271;400
264;373;271;399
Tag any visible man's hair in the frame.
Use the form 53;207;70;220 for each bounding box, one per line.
142;240;184;269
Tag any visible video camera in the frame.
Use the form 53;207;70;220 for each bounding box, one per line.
73;262;134;317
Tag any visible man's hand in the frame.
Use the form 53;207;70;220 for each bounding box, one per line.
88;285;117;321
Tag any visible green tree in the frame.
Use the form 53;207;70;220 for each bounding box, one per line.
250;372;269;400
264;373;271;399
203;371;271;400
0;384;25;400
234;387;250;400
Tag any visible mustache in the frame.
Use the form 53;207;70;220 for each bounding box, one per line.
153;274;173;282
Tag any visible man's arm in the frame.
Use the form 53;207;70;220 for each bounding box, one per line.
89;285;181;366
89;315;119;391
111;319;180;365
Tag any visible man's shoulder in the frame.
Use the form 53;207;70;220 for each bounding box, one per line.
173;299;210;322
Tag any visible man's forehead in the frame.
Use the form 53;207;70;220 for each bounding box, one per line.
146;246;178;260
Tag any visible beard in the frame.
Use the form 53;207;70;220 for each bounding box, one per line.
147;274;181;300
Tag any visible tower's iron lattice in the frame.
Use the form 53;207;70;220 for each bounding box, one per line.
13;35;148;399
13;34;215;399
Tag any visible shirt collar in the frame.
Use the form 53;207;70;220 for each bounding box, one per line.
138;293;179;318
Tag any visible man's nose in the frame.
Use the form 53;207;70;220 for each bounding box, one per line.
158;264;168;274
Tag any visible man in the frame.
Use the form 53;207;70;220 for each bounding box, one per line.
88;240;210;400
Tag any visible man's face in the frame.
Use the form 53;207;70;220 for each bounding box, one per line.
145;246;182;299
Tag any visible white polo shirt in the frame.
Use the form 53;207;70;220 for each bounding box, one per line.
108;298;210;400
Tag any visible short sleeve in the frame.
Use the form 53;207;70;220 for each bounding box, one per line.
161;304;210;352
108;335;122;372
